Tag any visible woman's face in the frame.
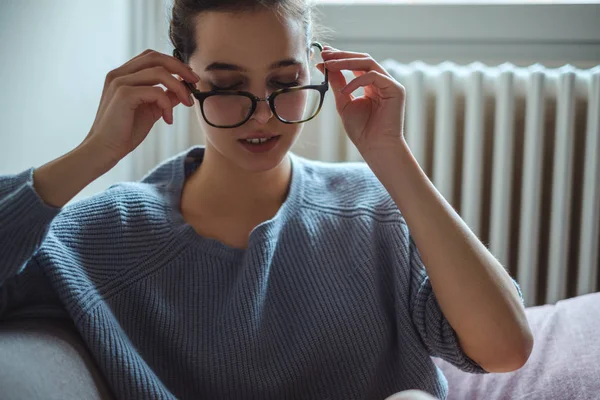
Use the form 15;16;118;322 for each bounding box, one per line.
188;9;310;173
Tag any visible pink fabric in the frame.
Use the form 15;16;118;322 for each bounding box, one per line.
435;292;600;400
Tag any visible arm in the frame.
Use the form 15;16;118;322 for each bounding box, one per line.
0;142;114;286
32;141;117;208
320;46;533;373
366;140;533;373
1;47;199;281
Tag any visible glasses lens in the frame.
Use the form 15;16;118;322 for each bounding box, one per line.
274;88;322;123
272;42;326;123
203;94;253;127
200;43;327;127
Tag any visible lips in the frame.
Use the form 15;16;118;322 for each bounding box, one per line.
240;132;278;140
238;135;281;145
238;134;282;153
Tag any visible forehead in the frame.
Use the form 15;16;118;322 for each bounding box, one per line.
190;9;307;70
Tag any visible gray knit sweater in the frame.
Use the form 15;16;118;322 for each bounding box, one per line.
0;146;490;400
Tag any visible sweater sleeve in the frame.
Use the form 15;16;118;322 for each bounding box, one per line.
0;168;63;318
406;233;490;374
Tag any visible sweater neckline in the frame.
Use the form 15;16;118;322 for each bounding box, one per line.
167;146;305;262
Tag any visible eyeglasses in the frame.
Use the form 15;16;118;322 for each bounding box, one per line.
177;42;329;129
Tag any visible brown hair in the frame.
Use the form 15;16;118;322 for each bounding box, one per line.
169;0;330;64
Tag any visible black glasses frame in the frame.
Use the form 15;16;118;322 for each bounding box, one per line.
175;42;329;129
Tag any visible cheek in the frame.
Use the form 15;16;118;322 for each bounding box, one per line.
193;108;224;143
277;122;303;138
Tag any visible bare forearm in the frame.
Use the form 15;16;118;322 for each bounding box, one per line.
33;142;117;208
364;140;533;372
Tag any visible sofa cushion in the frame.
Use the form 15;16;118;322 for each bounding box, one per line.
0;318;114;400
435;292;600;400
2;293;599;400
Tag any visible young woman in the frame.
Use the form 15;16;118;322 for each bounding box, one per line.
0;0;533;399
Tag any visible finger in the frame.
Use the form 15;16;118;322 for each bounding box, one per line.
117;86;174;124
95;49;156;121
324;57;390;77
149;102;172;125
320;60;364;78
98;51;199;121
113;66;194;107
112;50;199;86
167;76;190;108
139;50;200;83
341;70;401;98
165;89;182;108
156;88;176;124
317;63;353;113
318;62;352;97
317;62;350;94
123;49;155;65
321;49;370;60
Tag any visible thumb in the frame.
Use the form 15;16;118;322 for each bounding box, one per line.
316;62;352;115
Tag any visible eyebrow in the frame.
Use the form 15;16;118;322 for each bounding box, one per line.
204;58;302;72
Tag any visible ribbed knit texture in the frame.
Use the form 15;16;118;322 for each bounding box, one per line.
0;146;493;400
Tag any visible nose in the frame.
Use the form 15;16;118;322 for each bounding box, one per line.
250;98;274;124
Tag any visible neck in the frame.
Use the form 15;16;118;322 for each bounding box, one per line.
181;145;292;222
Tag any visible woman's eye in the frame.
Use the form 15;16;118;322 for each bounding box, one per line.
209;80;300;91
274;81;300;88
210;83;241;91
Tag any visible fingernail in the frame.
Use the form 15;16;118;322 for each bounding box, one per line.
189;93;195;106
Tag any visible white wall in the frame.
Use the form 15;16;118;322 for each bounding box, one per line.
0;0;132;202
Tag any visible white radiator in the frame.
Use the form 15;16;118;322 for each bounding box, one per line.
306;61;600;306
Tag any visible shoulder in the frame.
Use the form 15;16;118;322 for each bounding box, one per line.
293;154;401;222
37;153;188;278
290;155;413;270
50;181;172;240
50;147;191;239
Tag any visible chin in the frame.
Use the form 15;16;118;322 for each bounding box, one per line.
211;134;295;174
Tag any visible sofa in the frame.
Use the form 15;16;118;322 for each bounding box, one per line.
435;291;600;400
1;292;599;400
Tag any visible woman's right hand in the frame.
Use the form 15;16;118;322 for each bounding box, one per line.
31;49;200;208
82;49;200;165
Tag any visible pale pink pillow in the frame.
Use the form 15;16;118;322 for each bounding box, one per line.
435;292;600;400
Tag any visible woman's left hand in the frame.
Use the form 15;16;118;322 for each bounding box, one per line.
316;46;406;158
